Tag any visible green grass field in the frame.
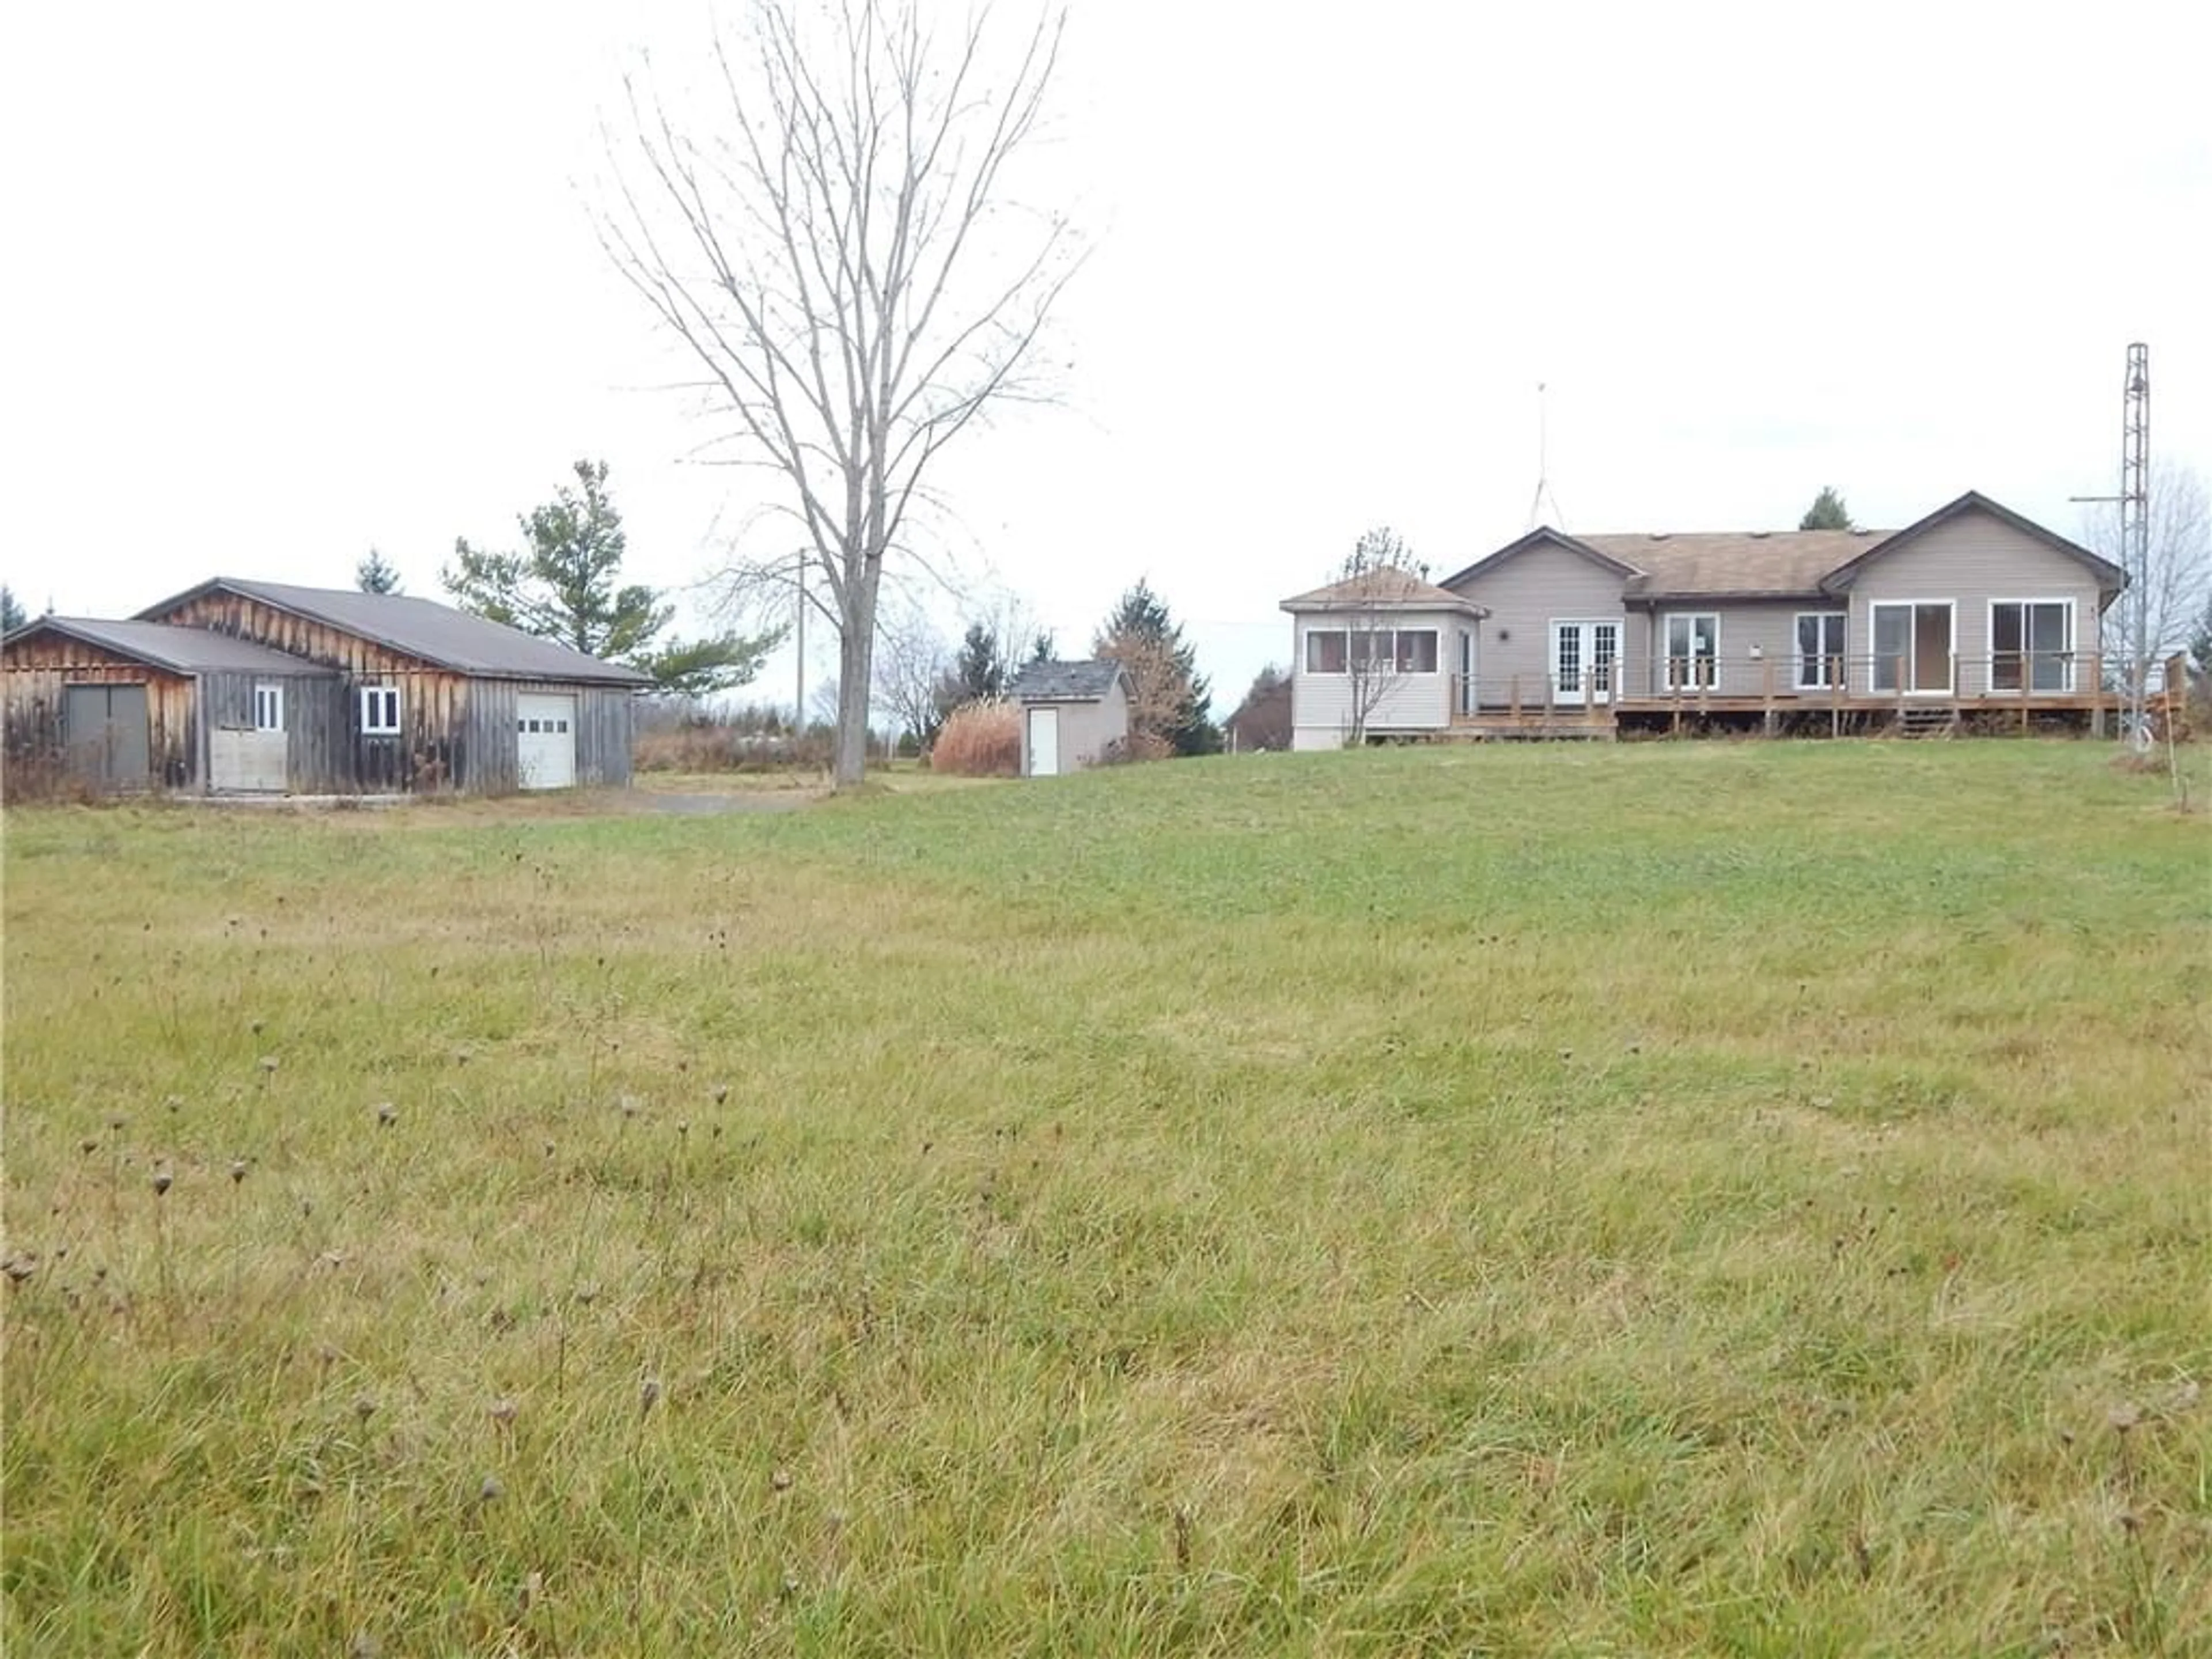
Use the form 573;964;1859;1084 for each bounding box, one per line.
4;743;2207;1656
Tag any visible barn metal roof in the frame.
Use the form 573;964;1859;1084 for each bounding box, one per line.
137;579;656;685
1006;659;1127;702
5;616;338;676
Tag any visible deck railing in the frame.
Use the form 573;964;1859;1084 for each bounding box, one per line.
1445;650;2188;725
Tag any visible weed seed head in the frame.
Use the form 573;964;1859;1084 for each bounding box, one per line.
639;1376;662;1415
711;1084;729;1105
771;1468;793;1493
151;1165;173;1198
478;1474;504;1503
490;1396;519;1426
376;1103;397;1128
354;1394;377;1422
258;1055;279;1074
229;1160;248;1185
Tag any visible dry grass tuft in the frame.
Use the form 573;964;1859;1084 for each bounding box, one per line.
930;697;1021;777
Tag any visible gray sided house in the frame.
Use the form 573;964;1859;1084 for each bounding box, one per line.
1007;659;1131;776
3;578;650;796
1283;491;2132;744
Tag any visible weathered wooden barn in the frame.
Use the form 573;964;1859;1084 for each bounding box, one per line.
3;579;651;796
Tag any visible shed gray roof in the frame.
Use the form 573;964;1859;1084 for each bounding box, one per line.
1006;658;1127;702
138;578;655;685
6;616;338;676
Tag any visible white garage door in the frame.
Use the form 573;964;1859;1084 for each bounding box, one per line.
517;693;577;789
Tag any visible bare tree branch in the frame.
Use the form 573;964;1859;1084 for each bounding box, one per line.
2088;463;2212;726
599;0;1079;785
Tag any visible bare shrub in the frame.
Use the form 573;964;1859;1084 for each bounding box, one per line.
632;703;833;774
931;699;1020;778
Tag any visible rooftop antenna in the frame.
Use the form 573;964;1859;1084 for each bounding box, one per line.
1527;382;1566;530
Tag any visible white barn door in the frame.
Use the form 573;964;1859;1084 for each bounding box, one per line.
1027;707;1060;776
517;693;577;789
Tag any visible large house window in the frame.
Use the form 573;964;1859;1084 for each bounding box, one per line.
1990;600;2072;692
253;684;285;731
1870;602;1955;693
1663;613;1719;691
1794;613;1846;690
1306;627;1437;674
359;685;402;735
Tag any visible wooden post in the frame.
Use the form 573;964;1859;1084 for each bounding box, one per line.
2019;652;2030;732
2090;651;2105;738
1760;653;1775;733
1509;674;1521;725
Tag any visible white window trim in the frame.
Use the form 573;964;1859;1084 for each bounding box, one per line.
1304;626;1348;675
1793;612;1847;691
253;683;285;731
1302;623;1441;676
1661;612;1721;692
359;684;402;735
1866;600;1957;696
1987;597;2075;695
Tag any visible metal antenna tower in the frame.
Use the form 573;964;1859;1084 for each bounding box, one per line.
2120;342;2150;602
1527;382;1565;530
2070;343;2152;731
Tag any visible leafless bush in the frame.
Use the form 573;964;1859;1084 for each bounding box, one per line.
931;699;1021;777
632;702;834;773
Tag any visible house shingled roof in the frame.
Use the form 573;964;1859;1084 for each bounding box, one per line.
1006;658;1126;702
135;579;656;685
1583;529;1885;599
1281;566;1487;613
1441;493;2124;603
3;616;340;676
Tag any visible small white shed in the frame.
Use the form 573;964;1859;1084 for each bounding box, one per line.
1006;659;1131;777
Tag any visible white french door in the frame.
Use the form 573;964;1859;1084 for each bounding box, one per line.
1550;620;1618;704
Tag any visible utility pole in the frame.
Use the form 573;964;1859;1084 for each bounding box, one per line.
794;557;806;731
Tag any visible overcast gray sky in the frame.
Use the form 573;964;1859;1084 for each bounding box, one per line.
5;0;2207;711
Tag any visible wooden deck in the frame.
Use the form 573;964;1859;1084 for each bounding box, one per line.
1435;652;2187;740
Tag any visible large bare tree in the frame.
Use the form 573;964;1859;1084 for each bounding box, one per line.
600;0;1077;785
2090;463;2211;732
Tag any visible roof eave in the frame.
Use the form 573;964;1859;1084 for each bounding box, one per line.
1626;589;1835;605
1281;597;1488;618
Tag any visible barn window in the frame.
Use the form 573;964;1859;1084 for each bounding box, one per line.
359;685;402;734
253;684;284;730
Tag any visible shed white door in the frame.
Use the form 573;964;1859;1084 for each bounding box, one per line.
1027;706;1060;776
517;693;577;789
